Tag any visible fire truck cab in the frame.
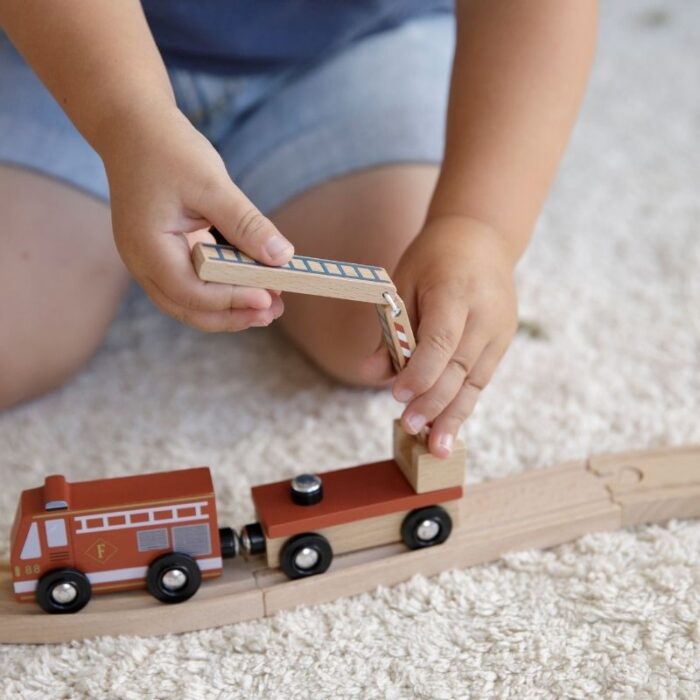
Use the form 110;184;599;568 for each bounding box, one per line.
9;467;237;613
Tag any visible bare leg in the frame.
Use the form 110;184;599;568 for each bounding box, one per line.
270;164;439;385
0;166;129;409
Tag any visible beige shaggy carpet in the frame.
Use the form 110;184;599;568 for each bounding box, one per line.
1;1;699;697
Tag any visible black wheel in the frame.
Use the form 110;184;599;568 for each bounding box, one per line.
280;533;333;579
241;522;266;556
219;527;239;559
401;506;453;550
36;568;92;614
146;552;202;604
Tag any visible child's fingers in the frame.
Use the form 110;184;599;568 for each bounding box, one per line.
199;178;294;267
143;231;275;313
144;278;284;332
392;284;470;404
428;341;509;457
427;381;483;458
399;320;489;435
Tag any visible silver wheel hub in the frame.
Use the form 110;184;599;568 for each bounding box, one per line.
294;546;320;570
241;530;252;555
51;581;78;605
162;568;188;591
416;519;440;542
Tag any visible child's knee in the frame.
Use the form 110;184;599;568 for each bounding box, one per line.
293;309;389;388
0;342;85;410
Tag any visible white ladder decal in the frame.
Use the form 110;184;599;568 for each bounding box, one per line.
74;501;209;534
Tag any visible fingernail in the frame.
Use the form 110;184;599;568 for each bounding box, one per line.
406;414;426;434
251;318;271;328
395;388;414;403
437;433;454;455
265;235;294;259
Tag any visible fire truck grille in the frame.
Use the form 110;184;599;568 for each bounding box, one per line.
48;551;70;562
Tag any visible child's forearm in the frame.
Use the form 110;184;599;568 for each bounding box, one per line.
427;0;598;261
0;0;175;157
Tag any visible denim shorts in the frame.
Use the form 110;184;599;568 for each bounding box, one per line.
0;14;454;214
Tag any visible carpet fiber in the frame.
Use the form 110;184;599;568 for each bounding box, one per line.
1;1;699;697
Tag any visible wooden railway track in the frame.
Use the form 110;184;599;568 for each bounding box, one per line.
1;445;698;644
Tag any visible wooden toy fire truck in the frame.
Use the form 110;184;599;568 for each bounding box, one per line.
8;240;466;613
9;467;237;613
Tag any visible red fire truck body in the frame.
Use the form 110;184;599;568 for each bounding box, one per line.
9;467;224;607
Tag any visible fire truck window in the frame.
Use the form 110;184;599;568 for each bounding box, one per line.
172;524;212;556
20;522;41;560
45;519;68;548
137;528;169;552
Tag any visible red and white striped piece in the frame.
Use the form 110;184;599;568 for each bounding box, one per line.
375;296;416;373
394;323;412;360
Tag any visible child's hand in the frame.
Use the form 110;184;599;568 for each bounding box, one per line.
364;216;518;457
102;105;294;331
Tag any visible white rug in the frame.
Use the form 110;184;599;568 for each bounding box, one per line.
1;1;699;697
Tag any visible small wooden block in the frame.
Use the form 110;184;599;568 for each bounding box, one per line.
393;421;466;493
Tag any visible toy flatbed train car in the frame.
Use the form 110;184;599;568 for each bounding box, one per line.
241;458;462;579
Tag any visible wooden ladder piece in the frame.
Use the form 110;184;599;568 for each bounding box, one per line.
193;241;416;374
193;242;396;304
1;445;698;644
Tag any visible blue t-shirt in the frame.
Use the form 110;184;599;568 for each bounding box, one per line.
142;1;453;75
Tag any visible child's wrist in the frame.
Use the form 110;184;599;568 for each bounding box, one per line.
93;94;180;166
422;212;520;269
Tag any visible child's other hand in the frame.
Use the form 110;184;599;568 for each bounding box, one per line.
102;105;294;331
364;216;518;457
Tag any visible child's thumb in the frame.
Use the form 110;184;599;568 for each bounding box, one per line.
201;178;294;266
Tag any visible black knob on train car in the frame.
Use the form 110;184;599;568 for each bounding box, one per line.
218;527;239;559
290;473;323;506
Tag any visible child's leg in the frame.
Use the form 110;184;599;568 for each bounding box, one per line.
271;164;439;385
0;166;129;409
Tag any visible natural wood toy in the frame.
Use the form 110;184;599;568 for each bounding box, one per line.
1;243;697;643
193;237;415;372
9;468;237;614
7;424;464;613
3;242;465;627
239;422;466;579
2;445;698;643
